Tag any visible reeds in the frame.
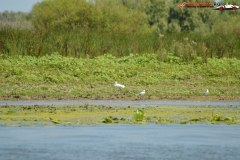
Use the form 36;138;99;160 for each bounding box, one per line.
0;26;239;61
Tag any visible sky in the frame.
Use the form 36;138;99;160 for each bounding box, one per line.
0;0;41;12
0;0;222;12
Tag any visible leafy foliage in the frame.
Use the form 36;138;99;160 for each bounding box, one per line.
133;110;145;122
0;0;239;59
0;53;239;97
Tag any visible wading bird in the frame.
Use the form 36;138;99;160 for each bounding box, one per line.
203;89;209;95
114;81;125;89
136;90;145;96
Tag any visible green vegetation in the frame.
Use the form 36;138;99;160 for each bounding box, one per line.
0;105;239;126
0;0;239;129
0;11;31;29
0;0;240;59
0;0;239;100
133;110;146;122
0;53;239;100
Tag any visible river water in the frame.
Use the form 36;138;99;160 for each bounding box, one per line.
0;124;239;160
1;100;240;159
0;100;240;107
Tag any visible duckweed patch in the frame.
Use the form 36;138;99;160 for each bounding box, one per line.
0;105;240;126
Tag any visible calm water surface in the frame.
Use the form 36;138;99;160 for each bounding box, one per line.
0;100;240;107
0;124;239;160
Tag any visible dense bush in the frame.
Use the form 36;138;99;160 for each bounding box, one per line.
0;0;239;60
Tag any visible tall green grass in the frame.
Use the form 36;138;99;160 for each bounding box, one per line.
1;26;240;60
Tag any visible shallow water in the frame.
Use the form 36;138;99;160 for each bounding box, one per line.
0;124;239;160
0;100;240;107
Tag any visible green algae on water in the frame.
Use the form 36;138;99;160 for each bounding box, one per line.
0;105;240;126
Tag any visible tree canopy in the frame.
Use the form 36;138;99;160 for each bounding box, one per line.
0;0;239;59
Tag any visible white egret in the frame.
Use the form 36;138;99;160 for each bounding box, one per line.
203;89;209;95
114;81;125;89
136;90;145;96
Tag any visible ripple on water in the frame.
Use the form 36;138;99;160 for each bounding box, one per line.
0;124;239;160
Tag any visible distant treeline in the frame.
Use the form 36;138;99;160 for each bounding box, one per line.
0;0;239;61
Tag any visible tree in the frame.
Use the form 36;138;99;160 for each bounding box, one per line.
146;0;170;33
30;0;96;31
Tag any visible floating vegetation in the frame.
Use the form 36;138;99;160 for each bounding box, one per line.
133;110;145;122
49;117;60;124
101;117;113;124
6;110;15;115
0;105;239;126
101;116;130;124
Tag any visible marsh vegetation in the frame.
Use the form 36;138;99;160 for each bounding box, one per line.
1;104;239;126
0;0;239;100
0;54;240;100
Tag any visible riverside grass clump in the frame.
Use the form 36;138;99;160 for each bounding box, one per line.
0;53;240;100
0;105;239;127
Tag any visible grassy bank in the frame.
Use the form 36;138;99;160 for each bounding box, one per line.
0;53;240;100
0;104;239;126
